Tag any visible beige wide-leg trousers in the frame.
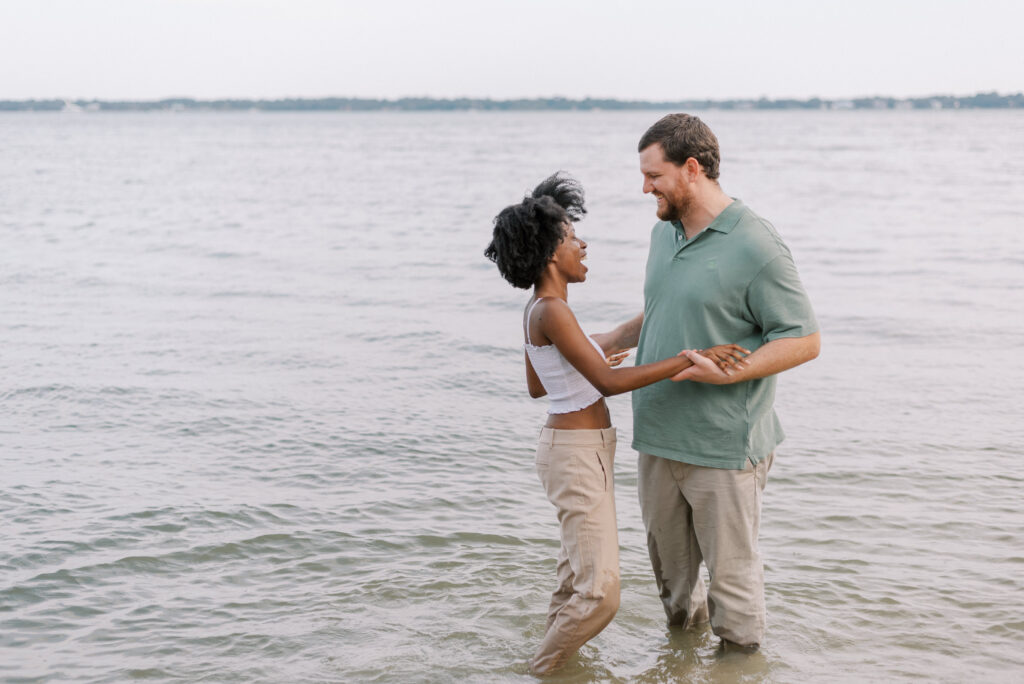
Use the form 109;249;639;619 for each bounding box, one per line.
637;451;773;648
530;427;620;675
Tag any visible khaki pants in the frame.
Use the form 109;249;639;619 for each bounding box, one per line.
637;451;773;647
530;427;620;675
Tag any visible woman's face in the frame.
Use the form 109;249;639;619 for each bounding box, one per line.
551;221;588;283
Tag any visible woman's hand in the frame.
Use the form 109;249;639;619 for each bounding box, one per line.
699;344;750;372
671;350;732;384
671;344;751;383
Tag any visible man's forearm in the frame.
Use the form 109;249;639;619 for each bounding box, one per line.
613;313;644;350
727;332;820;383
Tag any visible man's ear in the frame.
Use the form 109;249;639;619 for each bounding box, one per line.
684;157;702;181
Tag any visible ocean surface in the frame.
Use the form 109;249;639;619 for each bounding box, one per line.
1;110;1022;683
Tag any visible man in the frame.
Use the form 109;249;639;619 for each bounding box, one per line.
603;113;819;650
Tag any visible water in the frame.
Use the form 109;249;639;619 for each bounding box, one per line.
1;110;1022;683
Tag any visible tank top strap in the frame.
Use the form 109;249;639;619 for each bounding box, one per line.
524;297;547;345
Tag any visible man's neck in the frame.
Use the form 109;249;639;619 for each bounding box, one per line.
680;186;733;240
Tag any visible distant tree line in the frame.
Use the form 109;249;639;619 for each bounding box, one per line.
2;92;1022;112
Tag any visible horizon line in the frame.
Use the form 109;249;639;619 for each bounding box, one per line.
3;89;1023;103
3;91;1022;113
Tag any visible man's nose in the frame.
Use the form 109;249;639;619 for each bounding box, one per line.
642;178;653;193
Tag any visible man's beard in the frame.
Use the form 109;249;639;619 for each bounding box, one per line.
657;188;692;221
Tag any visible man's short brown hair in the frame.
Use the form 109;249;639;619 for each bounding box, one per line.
638;113;720;180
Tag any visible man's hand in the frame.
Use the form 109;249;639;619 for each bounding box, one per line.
605;350;632;367
671;349;735;384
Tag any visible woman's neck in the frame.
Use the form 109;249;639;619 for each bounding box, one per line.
534;274;568;301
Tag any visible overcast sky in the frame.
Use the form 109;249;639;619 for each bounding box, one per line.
2;0;1021;101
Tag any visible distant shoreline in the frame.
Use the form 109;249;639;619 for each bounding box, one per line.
2;91;1022;112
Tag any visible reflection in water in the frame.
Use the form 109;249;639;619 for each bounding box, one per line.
633;626;772;684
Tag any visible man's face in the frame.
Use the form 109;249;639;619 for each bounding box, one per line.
639;144;692;221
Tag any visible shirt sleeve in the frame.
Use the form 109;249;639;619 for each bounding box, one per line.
745;254;818;342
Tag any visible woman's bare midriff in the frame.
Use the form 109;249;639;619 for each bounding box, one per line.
544;397;612;429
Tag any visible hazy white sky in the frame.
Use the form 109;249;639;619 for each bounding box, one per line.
2;0;1021;100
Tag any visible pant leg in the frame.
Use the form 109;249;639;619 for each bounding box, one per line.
637;452;709;628
545;541;573;632
531;428;620;675
680;454;772;647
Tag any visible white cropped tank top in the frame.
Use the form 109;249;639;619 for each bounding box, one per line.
524;297;605;414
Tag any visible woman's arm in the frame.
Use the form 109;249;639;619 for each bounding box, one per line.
539;300;696;397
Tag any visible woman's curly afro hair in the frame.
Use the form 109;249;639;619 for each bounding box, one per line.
484;172;587;289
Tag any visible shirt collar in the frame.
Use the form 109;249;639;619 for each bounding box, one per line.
670;198;744;239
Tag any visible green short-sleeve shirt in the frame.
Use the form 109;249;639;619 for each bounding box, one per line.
631;199;818;469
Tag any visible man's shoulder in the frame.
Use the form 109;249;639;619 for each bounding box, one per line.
728;203;792;264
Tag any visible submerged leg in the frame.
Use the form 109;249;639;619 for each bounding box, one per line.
531;430;619;675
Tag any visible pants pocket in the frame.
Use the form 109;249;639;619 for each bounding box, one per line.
594;450;608;491
594;441;617;492
755;454;771;491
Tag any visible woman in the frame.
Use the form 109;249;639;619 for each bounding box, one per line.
484;173;747;675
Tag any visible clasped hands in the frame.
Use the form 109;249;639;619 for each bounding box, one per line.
604;343;750;383
673;344;750;383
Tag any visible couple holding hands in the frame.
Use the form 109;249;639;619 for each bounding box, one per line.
485;113;820;675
